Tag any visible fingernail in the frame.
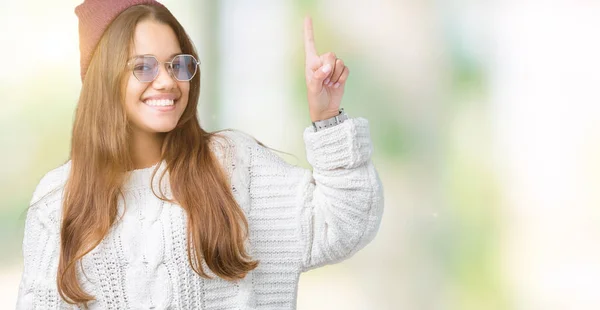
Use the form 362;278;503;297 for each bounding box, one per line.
328;82;334;87
324;78;330;85
322;64;332;73
334;82;340;88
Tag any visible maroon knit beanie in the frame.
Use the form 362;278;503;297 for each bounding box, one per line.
74;0;166;81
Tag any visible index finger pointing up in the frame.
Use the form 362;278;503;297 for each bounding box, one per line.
304;16;317;58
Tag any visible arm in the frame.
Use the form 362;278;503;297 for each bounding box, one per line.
16;203;63;309
17;165;70;309
297;117;384;271
295;17;383;269
240;117;384;272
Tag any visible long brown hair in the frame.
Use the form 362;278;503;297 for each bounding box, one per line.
59;4;258;305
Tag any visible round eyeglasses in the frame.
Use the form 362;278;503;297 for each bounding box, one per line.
127;54;201;82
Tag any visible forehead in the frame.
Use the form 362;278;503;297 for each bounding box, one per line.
131;19;181;60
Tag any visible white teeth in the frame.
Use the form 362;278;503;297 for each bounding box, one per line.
145;99;175;106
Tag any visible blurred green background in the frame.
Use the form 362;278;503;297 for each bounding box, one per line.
2;1;600;309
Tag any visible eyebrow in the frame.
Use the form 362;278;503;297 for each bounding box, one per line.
131;52;184;59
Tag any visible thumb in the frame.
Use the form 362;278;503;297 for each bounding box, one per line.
308;63;332;89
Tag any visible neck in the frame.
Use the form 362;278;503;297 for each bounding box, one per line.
130;129;165;170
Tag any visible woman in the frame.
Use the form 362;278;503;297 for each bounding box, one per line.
17;0;384;309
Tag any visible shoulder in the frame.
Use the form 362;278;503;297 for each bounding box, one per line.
208;129;264;159
208;129;294;171
29;160;71;208
209;129;262;148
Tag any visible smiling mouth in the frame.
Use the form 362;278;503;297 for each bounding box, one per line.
144;99;175;107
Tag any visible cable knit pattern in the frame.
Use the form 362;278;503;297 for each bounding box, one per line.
16;117;384;309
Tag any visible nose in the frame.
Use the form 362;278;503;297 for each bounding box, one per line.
151;63;176;90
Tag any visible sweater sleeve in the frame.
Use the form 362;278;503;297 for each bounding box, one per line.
298;117;384;271
241;117;384;272
16;168;70;309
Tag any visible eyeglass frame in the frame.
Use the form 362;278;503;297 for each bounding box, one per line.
126;53;201;82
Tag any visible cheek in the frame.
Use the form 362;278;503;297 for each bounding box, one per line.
125;77;147;109
177;82;191;107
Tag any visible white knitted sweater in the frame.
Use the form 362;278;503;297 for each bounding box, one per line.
16;117;384;310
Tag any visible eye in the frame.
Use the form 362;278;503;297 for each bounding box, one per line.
134;65;153;71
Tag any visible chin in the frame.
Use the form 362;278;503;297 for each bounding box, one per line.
140;122;178;134
153;125;178;133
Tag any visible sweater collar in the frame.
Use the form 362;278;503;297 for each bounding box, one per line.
123;160;170;193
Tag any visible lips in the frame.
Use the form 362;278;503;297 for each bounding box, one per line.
142;93;178;102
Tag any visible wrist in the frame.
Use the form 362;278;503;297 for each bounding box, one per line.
311;108;348;132
310;110;341;122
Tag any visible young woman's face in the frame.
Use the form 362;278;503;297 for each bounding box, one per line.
124;19;189;136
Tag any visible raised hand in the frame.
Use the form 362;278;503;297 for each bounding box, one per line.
303;16;350;123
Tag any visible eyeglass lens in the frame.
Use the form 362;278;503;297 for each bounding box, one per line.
132;55;199;82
